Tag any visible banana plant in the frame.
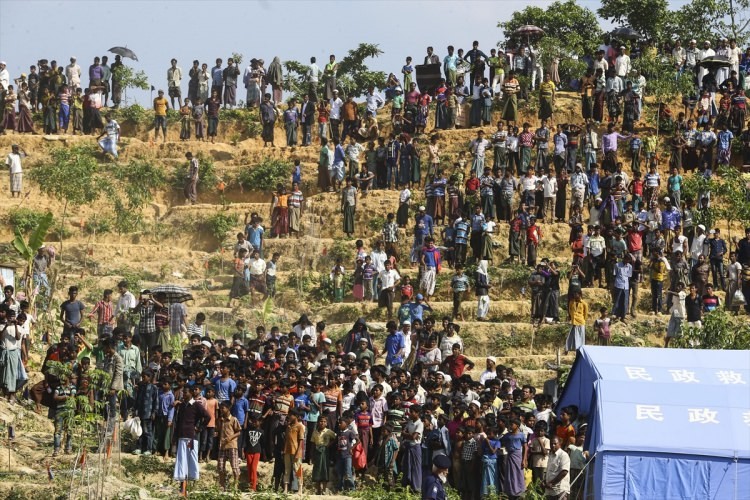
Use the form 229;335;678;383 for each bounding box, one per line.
12;211;53;306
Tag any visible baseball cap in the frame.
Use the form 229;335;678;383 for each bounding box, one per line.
416;293;424;300
486;356;497;364
697;224;706;231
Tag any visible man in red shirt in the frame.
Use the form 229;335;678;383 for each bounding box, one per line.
441;343;475;379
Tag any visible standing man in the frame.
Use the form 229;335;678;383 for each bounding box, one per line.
300;94;315;146
444;46;458;86
173;390;210;494
100;55;111;106
153;89;169;143
116;280;137;331
5;144;27;198
424;46;440;65
223;58;240;109
307;56;320;102
88;57;103;87
211;58;223;102
324;55;338;100
423;454;451;500
65;57;81;90
288;182;305;238
184;152;199;205
167;58;182;110
329;90;343;143
544;437;570;500
615;46;631;78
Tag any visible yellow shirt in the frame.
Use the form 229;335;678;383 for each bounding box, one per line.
540;81;556;97
311;427;336;446
650;260;667;282
568;300;588;326
153;97;168;117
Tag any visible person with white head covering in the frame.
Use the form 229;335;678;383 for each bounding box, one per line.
475;260;491;320
0;61;9;90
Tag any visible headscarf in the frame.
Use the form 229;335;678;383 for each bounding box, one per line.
267;57;283;86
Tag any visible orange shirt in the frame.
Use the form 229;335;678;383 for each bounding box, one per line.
284;421;306;455
205;398;218;428
556;423;575;447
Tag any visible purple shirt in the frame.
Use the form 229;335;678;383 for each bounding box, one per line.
89;64;103;82
602;132;629;153
661;207;682;231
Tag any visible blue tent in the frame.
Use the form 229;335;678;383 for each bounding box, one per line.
556;346;750;500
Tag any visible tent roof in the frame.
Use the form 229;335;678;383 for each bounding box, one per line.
557;346;750;417
588;379;750;459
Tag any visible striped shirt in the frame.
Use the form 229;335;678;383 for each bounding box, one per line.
91;300;114;325
288;190;304;208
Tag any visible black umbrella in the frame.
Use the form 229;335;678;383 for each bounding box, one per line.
150;284;193;303
698;57;731;70
108;46;138;61
611;26;639;41
514;25;545;38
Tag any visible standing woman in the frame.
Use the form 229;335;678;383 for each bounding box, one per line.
42;88;58;134
245;59;261;109
267;57;284;104
192;97;205;141
548;55;561;89
0;86;16;133
502;418;528;500
416;90;431;136
260;93;277;147
16;82;34;134
341;176;358;238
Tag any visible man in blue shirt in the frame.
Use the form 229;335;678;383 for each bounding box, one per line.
708;228;728;290
415;206;434;247
443;46;459;86
409;294;433;324
383;320;405;372
453;215;471;265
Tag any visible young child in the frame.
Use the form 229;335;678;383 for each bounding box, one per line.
362;256;377;302
133;369;158;455
244;418;264;491
283;409;307;493
311;417;336;494
528;420;550;487
155;378;175;458
216;401;241;491
230;387;250;452
480;426;502;496
336;417;358;492
460;425;479;499
331;258;346;303
569;431;588;500
201;387;218;462
450;265;470;321
594;307;611;346
354;399;373;475
52;373;76;456
266;252;280;298
376;424;399;490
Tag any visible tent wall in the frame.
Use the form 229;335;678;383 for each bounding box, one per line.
594;451;750;500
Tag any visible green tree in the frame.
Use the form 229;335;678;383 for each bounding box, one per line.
112;64;150;105
29;145;108;256
107;158;167;234
284;43;386;99
499;0;604;56
11;212;53;306
632;54;695;136
597;0;670;41
713;166;750;240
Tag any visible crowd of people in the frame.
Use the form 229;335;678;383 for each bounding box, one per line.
1;34;750;500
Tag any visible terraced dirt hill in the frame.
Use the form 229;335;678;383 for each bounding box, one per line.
0;91;744;498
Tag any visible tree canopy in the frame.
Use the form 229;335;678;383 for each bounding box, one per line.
284;43;386;99
499;0;604;56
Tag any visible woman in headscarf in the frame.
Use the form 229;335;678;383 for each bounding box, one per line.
266;57;284;104
245;59;262;108
342;318;374;354
475;260;490;321
434;79;449;130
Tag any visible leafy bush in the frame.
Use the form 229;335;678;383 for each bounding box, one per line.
672;310;750;350
8;208;52;234
84;216;113;235
203;212;239;244
116;104;150;126
237;158;292;192
367;214;386;233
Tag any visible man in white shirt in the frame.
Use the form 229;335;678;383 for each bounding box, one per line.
329;89;343;142
542;171;558;224
615;46;631;78
593;51;608;75
365;86;384;117
684;39;699;72
672;40;686;70
65;57;81;90
370;241;387;294
0;61;9;90
5;144;27;198
689;224;706;268
307;56;320;101
478;356;498;385
587;225;606;287
167;58;183;109
544;437;570;498
697;41;715;83
116;280;137;331
570;164;588;209
378;260;401;319
728;39;741;76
